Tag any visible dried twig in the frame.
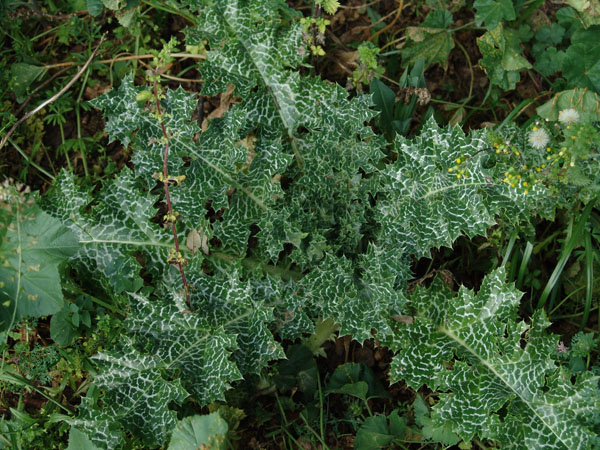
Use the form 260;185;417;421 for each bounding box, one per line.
42;52;205;70
15;67;71;117
0;34;107;152
368;0;404;42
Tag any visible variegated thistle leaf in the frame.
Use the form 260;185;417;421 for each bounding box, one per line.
90;75;249;220
73;290;243;449
302;253;401;342
91;70;294;258
249;275;313;342
185;0;305;136
183;0;385;261
385;268;600;449
42;169;174;293
376;117;537;258
90;76;198;188
183;263;285;374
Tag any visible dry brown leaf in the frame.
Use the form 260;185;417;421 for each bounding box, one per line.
84;84;111;100
236;133;258;170
186;228;209;255
391;314;414;325
201;83;240;131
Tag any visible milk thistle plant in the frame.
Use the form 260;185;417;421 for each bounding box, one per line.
2;1;600;449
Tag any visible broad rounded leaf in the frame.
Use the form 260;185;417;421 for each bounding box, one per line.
168;413;228;450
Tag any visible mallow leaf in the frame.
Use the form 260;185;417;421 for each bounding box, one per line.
477;23;531;90
0;185;79;330
402;10;454;68
563;28;600;91
385;268;600;449
473;0;515;28
168;413;228;450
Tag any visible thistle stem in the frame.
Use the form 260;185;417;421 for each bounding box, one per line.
153;76;191;310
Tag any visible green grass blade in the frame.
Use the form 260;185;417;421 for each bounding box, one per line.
501;231;518;268
581;229;594;328
516;241;534;289
537;201;596;310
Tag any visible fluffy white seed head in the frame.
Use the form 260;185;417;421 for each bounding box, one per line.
558;108;580;124
528;128;550;149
